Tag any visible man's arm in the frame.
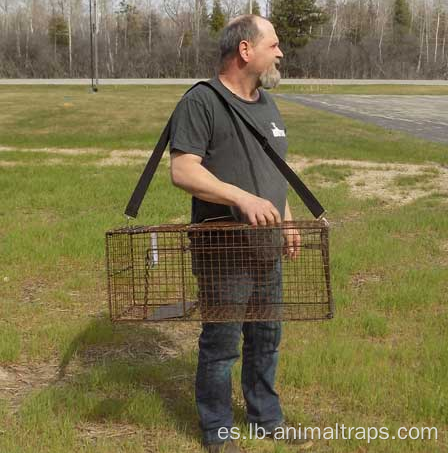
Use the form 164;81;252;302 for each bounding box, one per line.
170;151;281;226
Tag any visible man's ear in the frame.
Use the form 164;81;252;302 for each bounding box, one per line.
238;40;251;63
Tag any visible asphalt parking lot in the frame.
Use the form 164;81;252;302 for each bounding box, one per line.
275;94;448;144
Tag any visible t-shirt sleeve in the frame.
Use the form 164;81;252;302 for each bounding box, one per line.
169;97;212;158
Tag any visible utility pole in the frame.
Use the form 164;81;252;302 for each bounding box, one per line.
94;0;99;88
249;0;252;14
89;0;99;92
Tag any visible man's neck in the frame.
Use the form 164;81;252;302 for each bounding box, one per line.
218;73;260;102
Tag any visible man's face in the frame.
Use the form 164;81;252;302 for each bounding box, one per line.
250;20;284;89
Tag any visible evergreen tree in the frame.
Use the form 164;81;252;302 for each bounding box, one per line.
245;1;261;15
393;0;411;37
48;14;69;46
271;0;328;48
210;0;225;35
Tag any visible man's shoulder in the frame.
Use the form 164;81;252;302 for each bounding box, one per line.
180;80;218;107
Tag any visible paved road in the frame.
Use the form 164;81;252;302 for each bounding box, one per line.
0;78;447;85
275;94;448;144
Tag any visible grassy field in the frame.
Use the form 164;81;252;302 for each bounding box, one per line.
275;84;448;95
0;85;447;453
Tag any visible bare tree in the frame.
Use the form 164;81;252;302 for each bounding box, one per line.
221;0;242;21
1;0;447;79
163;0;188;61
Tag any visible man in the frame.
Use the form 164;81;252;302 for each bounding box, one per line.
169;14;310;453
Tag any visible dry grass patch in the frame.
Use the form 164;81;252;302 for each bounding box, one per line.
290;157;448;206
0;146;100;155
0;146;162;167
94;150;150;167
0;360;61;413
350;271;384;289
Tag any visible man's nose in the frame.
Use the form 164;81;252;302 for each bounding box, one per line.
277;47;284;58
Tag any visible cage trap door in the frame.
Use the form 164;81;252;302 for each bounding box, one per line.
107;228;197;322
143;230;197;321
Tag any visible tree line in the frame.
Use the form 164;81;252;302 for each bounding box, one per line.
0;0;447;79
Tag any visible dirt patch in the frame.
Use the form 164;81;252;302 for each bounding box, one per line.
289;157;448;206
93;150;158;167
109;150;151;158
438;240;448;267
0;160;20;167
0;320;200;412
0;361;61;412
350;271;384;289
75;422;176;452
0;146;155;157
22;278;47;304
441;240;448;253
0;157;68;167
76;338;182;366
0;146;99;155
150;321;201;355
75;322;200;366
76;422;140;440
94;157;145;167
0;147;162;167
0;367;14;382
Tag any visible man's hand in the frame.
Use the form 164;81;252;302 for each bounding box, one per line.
236;193;281;226
283;227;301;259
283;200;300;259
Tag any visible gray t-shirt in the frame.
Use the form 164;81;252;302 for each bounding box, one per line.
169;77;288;224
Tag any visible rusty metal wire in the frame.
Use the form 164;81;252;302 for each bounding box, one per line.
105;220;334;322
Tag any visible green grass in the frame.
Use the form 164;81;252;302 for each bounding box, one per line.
302;164;353;183
361;312;389;338
1;85;447;165
394;173;435;187
274;84;448;95
0;323;21;362
0;86;447;452
0;85;186;150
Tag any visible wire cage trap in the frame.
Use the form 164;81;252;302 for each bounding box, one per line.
106;220;334;322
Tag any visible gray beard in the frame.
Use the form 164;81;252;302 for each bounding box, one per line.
259;65;281;89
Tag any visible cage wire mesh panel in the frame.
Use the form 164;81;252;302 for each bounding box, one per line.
106;221;334;322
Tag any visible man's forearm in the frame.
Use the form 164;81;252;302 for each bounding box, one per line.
171;153;283;225
171;160;248;207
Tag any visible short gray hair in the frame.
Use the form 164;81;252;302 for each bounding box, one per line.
219;15;265;65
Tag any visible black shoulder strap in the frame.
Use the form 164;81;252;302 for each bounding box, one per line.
125;79;326;220
124;82;198;219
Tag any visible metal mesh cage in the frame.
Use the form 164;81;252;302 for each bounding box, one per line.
105;220;334;322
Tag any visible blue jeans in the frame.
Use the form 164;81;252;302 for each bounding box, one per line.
195;261;284;445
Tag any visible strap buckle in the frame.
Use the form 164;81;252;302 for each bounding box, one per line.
317;212;329;228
